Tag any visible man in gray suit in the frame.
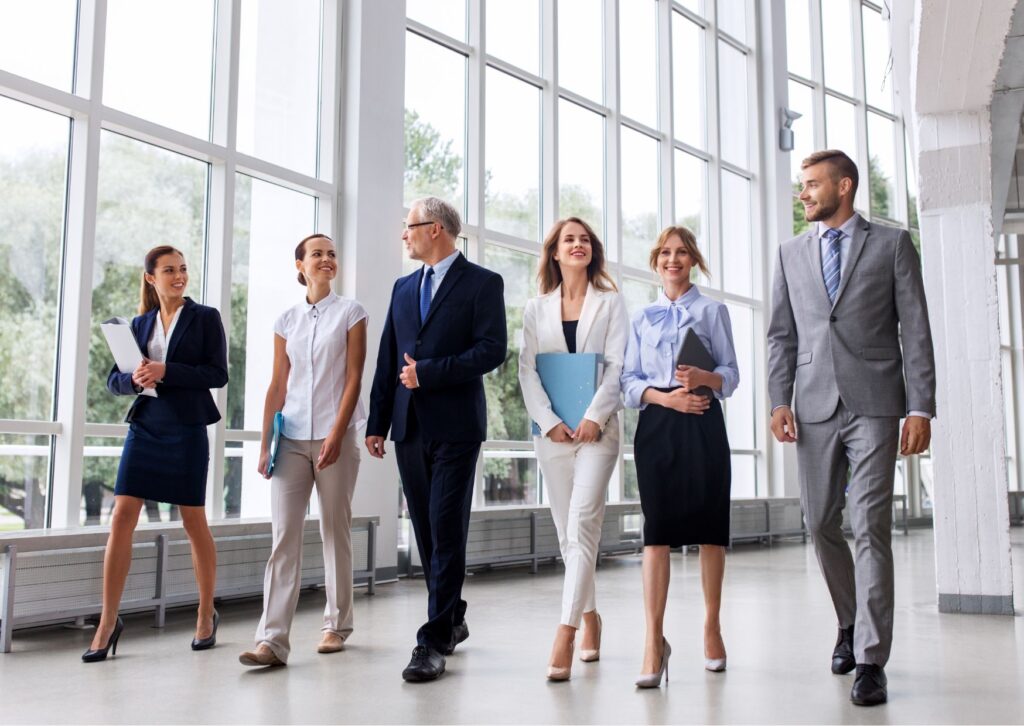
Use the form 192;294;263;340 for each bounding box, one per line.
767;150;935;706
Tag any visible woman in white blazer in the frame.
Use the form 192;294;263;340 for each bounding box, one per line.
519;217;629;681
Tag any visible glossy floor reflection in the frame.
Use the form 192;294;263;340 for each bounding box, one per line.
2;529;1022;724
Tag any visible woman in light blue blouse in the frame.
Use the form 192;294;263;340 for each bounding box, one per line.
620;225;739;688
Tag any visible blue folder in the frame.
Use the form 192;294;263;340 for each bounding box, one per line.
530;353;603;436
267;411;284;476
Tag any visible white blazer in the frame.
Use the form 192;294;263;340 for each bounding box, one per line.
518;283;629;436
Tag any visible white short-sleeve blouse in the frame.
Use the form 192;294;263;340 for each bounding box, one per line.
274;291;368;440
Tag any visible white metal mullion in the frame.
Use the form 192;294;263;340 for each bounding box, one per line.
1015;258;1024;493
406;18;473;56
203;0;241;521
671;0;707;27
0;70;91;117
658;0;674;223
318;0;340;187
706;1;722;286
485;56;546;89
894;114;910;225
809;0;826;149
851;0;869;215
673;138;713;162
542;0;558;229
620;115;665;142
557;87;611;116
50;0;107;528
468;0;485;508
0;421;63;436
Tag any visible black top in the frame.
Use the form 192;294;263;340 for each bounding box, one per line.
562;320;579;354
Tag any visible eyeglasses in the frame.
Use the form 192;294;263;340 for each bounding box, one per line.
403;220;436;231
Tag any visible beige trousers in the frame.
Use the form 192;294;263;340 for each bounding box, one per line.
255;428;360;662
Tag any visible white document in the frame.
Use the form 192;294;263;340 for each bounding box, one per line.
100;317;157;398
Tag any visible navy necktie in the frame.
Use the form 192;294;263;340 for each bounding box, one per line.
821;228;842;304
419;267;434;322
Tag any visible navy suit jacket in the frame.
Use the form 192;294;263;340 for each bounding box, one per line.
106;298;228;425
366;253;507;443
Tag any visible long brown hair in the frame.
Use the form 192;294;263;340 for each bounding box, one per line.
139;245;184;315
538;217;617;295
295;233;333;285
648;226;709;277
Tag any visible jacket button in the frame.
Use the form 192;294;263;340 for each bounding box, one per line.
416;339;422;345
829;315;837;323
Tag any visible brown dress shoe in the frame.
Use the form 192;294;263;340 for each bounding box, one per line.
239;643;285;667
317;632;345;654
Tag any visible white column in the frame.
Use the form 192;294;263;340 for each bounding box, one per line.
916;109;1015;614
337;0;407;576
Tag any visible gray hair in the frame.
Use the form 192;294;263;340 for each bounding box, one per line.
412;196;462;238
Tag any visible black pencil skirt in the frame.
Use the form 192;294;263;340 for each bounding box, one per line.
633;392;731;547
114;419;209;507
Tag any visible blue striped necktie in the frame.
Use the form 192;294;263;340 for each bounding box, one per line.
821;228;842;304
419;267;434;322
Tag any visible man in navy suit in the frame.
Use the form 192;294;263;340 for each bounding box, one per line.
366;196;507;682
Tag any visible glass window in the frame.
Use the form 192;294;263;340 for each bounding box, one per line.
482;453;538;506
821;0;854;95
619;0;658;129
718;42;748;169
0;434;50;530
868;112;897;220
677;0;702;15
483;244;537;444
104;0;216;139
787;80;815;186
228;174;316;518
731;453;757;497
0;97;69;422
721;171;752;297
825;94;857;160
718;0;747;43
620;128;660;270
905;127;919;231
237;0;321;177
861;5;893;113
724;303;755;450
785;0;813;78
404;33;466;213
0;1;77;92
672;12;705;149
674;150;707;252
407;0;466;42
558;99;605;238
621;277;658;443
486;0;539;74
485;68;541;240
87;132;208;425
623;455;639;501
558;0;604;102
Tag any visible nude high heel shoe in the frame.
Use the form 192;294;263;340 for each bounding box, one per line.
547;641;574;681
579;613;602;663
635;638;671;688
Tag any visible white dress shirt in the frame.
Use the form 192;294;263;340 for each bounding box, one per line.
147;306;183;364
419;248;462;302
274;291;368;440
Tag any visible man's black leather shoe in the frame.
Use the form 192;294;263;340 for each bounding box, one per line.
850;664;887;706
444;621;469;655
831;625;855;674
402;645;446;682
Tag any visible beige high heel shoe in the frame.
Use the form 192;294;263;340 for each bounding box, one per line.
635;638;671;688
547;640;575;681
579;612;602;662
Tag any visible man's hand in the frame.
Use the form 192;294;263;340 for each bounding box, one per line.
674;365;707;392
770;406;798;443
900;416;931;456
573;418;602;444
365;435;387;459
400;353;419;389
546;422;574;443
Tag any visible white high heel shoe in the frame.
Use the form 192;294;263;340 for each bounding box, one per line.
704;656;727;672
579;613;602;662
635;638;671;688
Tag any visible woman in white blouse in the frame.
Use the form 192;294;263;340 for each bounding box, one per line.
519;217;629;681
239;234;368;667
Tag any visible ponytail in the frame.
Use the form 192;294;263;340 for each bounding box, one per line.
139;245;183;315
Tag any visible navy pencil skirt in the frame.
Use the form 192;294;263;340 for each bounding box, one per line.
115;419;209;506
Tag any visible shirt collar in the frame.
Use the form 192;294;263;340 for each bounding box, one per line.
304;290;339;313
425;249;461;278
817;212;861;240
657;284;700;308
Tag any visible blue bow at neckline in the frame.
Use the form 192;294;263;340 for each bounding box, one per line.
642;301;693;348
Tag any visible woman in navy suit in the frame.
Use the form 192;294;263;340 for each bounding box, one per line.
83;245;228;662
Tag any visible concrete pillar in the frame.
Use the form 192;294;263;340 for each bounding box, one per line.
916;109;1015;614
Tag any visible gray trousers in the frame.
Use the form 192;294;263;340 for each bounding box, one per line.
796;400;899;667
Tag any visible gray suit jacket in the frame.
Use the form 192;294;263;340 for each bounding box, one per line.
766;216;936;423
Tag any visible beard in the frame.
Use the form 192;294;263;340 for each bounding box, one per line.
804;194;840;222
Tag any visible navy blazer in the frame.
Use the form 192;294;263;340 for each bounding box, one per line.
106;298;228;425
367;253;507;443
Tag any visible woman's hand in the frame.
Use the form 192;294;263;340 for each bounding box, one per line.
546;422;574;443
317;429;343;471
661;388;711;415
674;365;708;392
573;418;602;444
134;360;166;388
257;449;272;479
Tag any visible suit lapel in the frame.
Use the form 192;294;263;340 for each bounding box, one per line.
831;218;870;309
802;230;832;307
166;299;197;362
421;254;467;330
137;309;158;358
542;287;569;352
576;284;604;351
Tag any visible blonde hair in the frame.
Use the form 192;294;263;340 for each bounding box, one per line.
538;217;617;295
648;226;709;277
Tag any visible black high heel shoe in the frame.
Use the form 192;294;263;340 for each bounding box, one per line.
191;609;219;651
82;617;124;663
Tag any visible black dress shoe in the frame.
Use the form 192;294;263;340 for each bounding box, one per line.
850;664;887;706
191;609;219;651
402;645;446;682
444;621;469;655
831;625;855;674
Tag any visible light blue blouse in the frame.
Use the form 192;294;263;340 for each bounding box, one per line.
620;285;740;409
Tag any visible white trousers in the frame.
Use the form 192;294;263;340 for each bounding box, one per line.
534;419;619;627
255;428;360;662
